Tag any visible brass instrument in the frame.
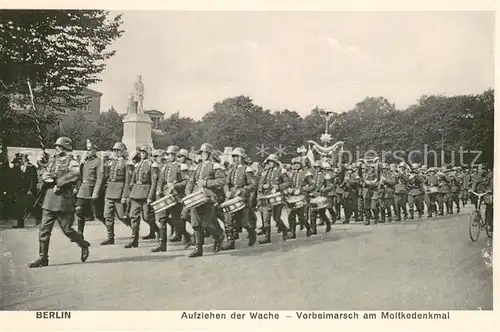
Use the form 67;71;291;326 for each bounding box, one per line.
361;157;380;187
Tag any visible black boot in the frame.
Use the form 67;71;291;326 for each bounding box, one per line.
80;241;90;262
183;232;193;248
142;230;156;240
248;229;257;247
77;218;85;235
28;240;49;268
287;226;297;239
259;227;271;244
125;226;139;248
170;228;182;242
152;227;167;252
213;233;224;253
221;235;235;251
100;222;115;245
409;210;414;220
189;245;203;258
325;219;331;233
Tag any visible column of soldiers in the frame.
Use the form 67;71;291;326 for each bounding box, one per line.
8;136;491;268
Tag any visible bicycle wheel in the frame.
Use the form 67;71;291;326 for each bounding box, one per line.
485;220;493;238
469;210;481;242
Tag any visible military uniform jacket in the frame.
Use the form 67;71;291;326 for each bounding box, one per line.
156;161;188;201
438;175;450;193
104;157;130;200
129;159;158;201
394;173;408;194
23;163;38;194
224;163;257;200
289;169;315;194
312;171;334;196
257;166;290;195
42;154;80;212
462;173;471;190
77;156;103;199
471;175;493;193
383;172;396;199
407;175;423;196
185;161;226;202
449;175;462;193
425;175;439;188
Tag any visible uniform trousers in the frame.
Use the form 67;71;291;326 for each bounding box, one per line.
75;198;103;234
191;202;223;245
129;198;159;242
156;203;184;244
448;191;460;212
103;198;130;240
384;196;396;221
407;194;424;216
370;197;385;223
38;209;88;259
394;193;408;221
288;206;310;230
224;206;254;239
261;204;288;231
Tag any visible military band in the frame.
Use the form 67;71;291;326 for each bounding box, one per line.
17;136;492;268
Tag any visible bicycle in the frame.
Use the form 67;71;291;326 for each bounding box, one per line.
468;191;493;242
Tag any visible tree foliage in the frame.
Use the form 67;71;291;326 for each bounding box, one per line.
0;10;124;145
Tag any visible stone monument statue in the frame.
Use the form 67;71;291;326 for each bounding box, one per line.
134;75;144;114
121;75;153;153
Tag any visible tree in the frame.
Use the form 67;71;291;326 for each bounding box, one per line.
0;10;124;144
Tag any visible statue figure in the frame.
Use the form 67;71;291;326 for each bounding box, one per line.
134;75;144;114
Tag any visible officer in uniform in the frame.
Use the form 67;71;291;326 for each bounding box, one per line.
309;160;333;233
101;142;131;245
424;167;439;217
28;137;90;268
153;145;190;251
393;163;409;221
221;147;257;250
407;164;424;219
125;145;160;248
184;143;225;258
436;168;450;215
257;154;291;243
286;157;315;237
75;140;104;235
449;167;462;214
177;149;194;246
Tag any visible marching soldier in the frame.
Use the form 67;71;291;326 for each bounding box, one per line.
424;167;439;217
470;167;493;230
309;160;333;233
101;142;131;245
407;164;424;219
449;167;462;214
28;137;90;268
436;168;450;215
334;165;346;222
370;166;387;224
362;162;378;224
221;147;257;250
184;143;225;258
153;145;190;252
461;167;471;207
394;162;409;222
75;140;104;235
286;157;315;237
257;154;291;243
383;164;397;223
125;145;160;248
178;149;194;243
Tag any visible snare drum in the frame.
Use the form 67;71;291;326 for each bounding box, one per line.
151;194;177;214
257;192;284;208
309;196;330;210
181;189;210;211
286;195;307;210
220;196;245;214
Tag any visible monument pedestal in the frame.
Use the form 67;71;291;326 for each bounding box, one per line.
122;113;154;153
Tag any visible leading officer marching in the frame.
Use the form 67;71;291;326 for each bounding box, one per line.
29;137;90;268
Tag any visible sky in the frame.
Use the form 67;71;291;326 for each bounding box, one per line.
90;11;494;120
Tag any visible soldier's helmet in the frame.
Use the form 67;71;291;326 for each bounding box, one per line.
265;154;280;165
152;149;165;157
178;149;190;159
138;145;149;153
231;147;245;157
166;145;180;155
199;143;214;154
55;137;73;151
420;164;428;170
112;142;127;151
291;157;302;165
411;163;419;169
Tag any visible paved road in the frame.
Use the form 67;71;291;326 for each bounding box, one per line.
0;205;493;310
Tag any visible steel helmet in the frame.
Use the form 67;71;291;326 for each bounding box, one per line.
178;149;190;159
112;142;127;151
231;147;245;157
199;143;214;153
55;137;73;151
166;145;180;154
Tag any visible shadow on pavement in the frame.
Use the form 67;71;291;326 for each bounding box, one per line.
220;229;371;257
51;253;184;266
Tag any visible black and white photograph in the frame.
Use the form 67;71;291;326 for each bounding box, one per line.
0;5;495;323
